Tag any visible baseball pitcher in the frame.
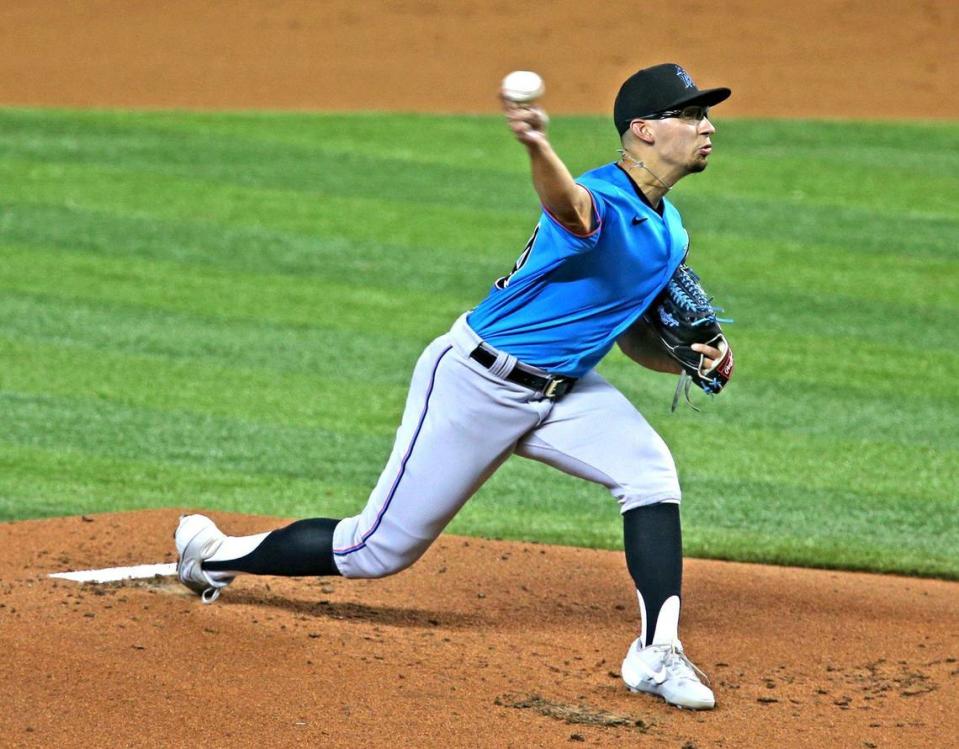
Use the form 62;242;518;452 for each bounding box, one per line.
175;63;734;710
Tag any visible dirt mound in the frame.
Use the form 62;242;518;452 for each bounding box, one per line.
1;510;956;747
2;0;956;118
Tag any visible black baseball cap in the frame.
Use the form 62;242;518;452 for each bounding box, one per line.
614;63;731;135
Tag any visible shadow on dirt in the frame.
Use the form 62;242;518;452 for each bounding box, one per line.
225;588;486;628
109;576;484;628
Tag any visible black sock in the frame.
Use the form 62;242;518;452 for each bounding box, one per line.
203;517;342;577
623;502;683;647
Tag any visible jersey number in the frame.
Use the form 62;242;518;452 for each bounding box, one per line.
494;225;539;289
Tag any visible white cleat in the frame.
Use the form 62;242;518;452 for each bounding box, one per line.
175;514;234;604
621;638;716;710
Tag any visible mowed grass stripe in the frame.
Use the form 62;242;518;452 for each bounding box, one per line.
6;108;956;181
0;160;535;265
681;194;955;260
0;292;418;383
1;391;386;483
0;244;465;336
0;201;511;297
0;112;539;212
0;444;366;521
1;108;956;577
696;234;956;309
0;335;407;435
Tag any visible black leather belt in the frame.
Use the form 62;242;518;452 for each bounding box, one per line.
469;344;577;400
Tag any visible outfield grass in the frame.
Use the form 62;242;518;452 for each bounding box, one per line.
1;109;956;578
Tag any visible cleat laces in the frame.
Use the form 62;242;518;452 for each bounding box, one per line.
660;642;711;686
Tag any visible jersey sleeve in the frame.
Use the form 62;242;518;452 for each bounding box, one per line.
539;183;606;252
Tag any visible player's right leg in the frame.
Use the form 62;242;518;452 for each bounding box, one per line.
177;327;543;600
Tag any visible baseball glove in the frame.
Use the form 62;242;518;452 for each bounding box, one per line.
644;263;735;411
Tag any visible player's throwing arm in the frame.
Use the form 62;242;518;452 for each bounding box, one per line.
501;71;593;236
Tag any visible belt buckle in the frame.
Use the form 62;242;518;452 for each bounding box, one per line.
542;377;563;400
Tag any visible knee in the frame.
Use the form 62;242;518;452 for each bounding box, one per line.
353;555;417;580
620;494;681;514
335;538;428;579
612;434;681;509
614;444;681;512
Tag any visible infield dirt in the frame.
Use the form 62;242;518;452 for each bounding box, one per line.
1;511;958;748
2;0;957;118
2;1;957;747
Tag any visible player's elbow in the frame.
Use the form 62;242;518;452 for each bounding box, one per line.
543;188;595;236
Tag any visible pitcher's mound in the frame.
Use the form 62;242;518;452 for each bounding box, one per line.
1;510;956;747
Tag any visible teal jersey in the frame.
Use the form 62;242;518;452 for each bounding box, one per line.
468;162;689;377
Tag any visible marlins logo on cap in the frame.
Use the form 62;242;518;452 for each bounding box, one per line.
675;66;695;89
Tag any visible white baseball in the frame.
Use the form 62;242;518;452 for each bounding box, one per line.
501;70;545;104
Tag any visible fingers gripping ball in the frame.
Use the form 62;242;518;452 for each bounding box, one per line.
644;263;735;408
501;70;545;104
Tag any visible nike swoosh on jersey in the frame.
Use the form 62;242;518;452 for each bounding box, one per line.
632;216;648;226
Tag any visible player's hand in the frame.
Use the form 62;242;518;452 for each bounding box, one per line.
691;342;724;372
501;99;550;146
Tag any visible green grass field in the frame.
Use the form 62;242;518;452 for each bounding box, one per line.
1;109;956;578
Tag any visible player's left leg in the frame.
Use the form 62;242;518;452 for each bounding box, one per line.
514;370;714;709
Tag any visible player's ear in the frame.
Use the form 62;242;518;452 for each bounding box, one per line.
629;120;655;145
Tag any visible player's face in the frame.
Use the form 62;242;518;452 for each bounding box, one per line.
649;111;716;174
